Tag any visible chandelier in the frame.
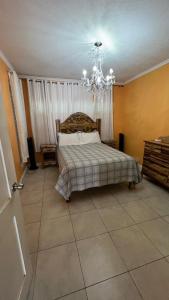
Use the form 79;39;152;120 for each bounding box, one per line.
81;41;115;94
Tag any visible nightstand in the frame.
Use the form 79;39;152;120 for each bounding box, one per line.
40;144;57;168
102;140;116;148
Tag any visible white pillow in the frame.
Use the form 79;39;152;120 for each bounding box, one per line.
80;131;101;145
58;132;80;146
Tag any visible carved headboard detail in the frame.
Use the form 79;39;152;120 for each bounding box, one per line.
56;112;101;136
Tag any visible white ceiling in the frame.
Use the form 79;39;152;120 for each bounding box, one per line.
0;0;169;83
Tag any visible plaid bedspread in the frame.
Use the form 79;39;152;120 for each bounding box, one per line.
55;143;142;200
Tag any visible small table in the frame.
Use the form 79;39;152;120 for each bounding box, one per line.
40;144;57;168
102;140;116;148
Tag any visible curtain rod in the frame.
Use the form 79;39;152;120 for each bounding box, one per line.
25;79;123;87
19;74;80;83
19;75;123;87
28;79;79;85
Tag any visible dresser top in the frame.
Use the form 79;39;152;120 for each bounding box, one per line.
144;140;169;147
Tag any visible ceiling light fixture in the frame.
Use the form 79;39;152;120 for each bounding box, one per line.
81;41;115;94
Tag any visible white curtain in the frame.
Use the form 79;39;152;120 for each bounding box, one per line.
28;79;113;151
9;72;28;162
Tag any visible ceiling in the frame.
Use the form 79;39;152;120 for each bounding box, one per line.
0;0;169;83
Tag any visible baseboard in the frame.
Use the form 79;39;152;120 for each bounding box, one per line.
19;166;28;183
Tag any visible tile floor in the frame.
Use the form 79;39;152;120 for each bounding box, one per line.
20;166;169;300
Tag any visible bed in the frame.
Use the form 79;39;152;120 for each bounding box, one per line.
55;112;142;201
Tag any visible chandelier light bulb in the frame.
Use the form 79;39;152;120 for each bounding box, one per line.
109;68;113;74
106;75;110;81
93;65;97;72
83;69;87;77
97;77;101;83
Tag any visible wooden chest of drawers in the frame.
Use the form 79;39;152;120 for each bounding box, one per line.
142;141;169;189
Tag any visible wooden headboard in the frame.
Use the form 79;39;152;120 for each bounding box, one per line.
56;112;101;136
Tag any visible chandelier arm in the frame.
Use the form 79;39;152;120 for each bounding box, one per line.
81;41;115;93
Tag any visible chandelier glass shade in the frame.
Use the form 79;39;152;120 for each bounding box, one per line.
81;42;115;94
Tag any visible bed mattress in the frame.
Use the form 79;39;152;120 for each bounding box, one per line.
55;143;142;200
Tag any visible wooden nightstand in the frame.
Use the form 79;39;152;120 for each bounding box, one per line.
102;140;116;148
40;144;57;168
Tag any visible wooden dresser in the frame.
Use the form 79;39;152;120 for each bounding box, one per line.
142;140;169;188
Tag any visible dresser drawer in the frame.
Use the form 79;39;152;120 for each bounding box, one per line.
142;166;168;185
143;161;169;177
143;154;169;169
145;142;162;153
161;146;169;156
143;140;169;189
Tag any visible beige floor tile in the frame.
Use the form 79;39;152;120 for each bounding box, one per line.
146;179;164;189
44;188;63;201
45;169;59;179
165;256;169;263
155;188;169;200
98;205;134;231
143;195;169;216
22;203;42;224
24;170;45;179
45;166;59;176
45;172;59;181
27;281;34;300
21;189;43;206
39;215;75;250
91;188;119;208
71;210;107;240
26;168;45;175
87;273;142;300
122;200;158;223
44;172;58;181
110;225;162;270
139;218;169;256
24;173;44;181
27;254;38;300
59;290;87;300
33;243;84;300
114;189;140;204
69;192;95;214
42;197;69;220
30;253;37;274
23;181;44;192
131;259;169;300
25;222;40;254
44;177;58;190
163;215;169;223
77;233;126;286
133;183;157;199
23;177;44;186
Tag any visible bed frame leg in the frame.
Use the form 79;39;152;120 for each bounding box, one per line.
128;182;136;189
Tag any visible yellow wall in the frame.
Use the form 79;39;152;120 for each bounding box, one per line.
113;85;124;148
114;63;169;163
0;58;25;179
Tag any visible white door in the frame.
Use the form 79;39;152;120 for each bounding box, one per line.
0;92;32;300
